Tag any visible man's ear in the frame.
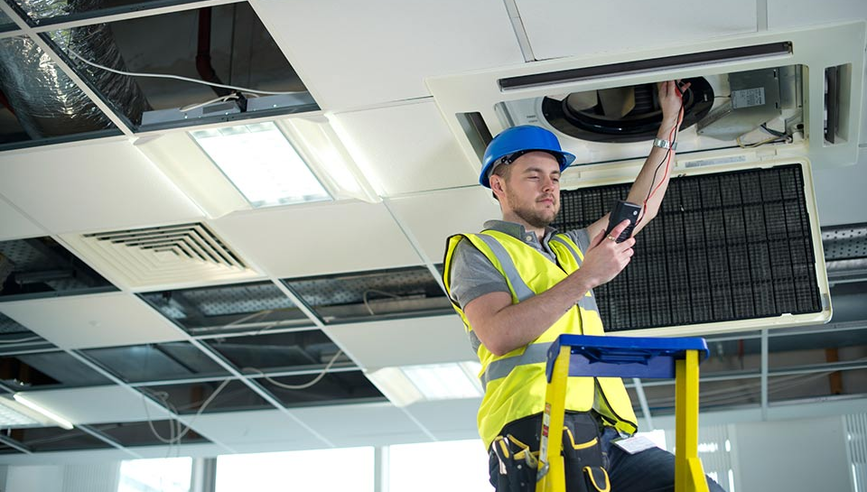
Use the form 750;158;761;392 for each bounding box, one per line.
490;175;506;201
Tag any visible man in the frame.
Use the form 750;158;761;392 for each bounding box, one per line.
443;81;725;492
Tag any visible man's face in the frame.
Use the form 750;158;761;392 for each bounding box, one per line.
493;151;561;228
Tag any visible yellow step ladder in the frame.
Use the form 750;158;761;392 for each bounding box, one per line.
535;334;710;492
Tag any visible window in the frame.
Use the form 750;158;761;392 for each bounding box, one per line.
388;439;492;492
118;457;192;492
216;447;374;492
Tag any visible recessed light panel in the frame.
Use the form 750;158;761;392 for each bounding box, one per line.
191;122;330;208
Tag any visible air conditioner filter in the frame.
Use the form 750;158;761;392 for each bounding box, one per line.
552;164;822;332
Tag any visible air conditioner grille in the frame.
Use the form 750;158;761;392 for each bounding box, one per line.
84;223;244;269
66;223;257;290
552;164;822;332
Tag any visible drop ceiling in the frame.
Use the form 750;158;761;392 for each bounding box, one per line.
0;0;864;464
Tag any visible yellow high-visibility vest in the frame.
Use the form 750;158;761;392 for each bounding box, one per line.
444;230;637;447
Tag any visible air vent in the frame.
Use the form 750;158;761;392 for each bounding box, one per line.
62;223;259;290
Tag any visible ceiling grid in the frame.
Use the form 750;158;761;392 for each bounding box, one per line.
0;0;863;463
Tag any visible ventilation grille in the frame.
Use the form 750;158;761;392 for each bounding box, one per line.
63;223;258;289
552;164;824;333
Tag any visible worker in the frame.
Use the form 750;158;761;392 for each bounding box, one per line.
443;81;725;492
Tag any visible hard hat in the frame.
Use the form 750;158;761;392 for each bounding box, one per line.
479;125;576;188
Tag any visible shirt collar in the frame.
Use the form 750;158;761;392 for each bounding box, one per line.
483;220;558;245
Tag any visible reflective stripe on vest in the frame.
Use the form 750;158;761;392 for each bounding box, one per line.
476;232;600;389
473;234;535;302
480;343;549;389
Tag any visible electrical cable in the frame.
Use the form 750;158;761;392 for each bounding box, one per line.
243;349;344;390
65;48;305;96
179;93;238;112
636;84;685;224
141;378;232;446
362;289;402;315
0;336;42;344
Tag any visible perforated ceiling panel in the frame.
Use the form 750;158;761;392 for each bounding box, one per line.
552;164;824;333
140;281;311;336
283;266;451;324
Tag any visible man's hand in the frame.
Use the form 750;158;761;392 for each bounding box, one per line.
658;80;689;126
576;219;635;288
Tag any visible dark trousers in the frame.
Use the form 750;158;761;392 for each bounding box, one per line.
488;412;726;492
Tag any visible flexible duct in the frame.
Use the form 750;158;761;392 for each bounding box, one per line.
0;0;149;138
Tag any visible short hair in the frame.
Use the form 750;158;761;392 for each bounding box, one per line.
489;161;513;201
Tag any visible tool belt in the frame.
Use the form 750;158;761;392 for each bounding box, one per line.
488;412;610;492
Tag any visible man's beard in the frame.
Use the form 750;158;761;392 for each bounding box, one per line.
507;194;559;229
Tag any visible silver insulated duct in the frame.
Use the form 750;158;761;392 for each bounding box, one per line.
0;0;149;138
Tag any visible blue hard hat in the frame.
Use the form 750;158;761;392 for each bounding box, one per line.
479;125;575;188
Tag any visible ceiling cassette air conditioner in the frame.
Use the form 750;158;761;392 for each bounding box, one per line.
427;22;865;182
427;22;864;336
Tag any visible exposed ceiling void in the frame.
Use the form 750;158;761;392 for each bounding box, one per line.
81;342;230;384
90;419;209;448
0;236;117;301
0;312;54;355
256;370;385;408
0;8;14;31
49;1;315;130
0;425;111;453
282;266;452;324
142;379;273;414
0;35;120;147
139;280;312;337
0;351;109;390
9;0;202;25
204;330;349;373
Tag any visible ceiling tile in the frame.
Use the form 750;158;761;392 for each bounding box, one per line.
189;409;324;449
386;187;501;263
250;0;523;109
0;138;203;234
291;403;429;447
211;201;421;277
0;196;44;241
402;398;481;442
332;101;478;196
15;386;168;425
516;0;757;60
324;315;473;370
0;293;186;349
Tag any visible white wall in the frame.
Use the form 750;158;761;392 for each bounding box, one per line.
6;465;63;492
731;416;852;492
4;463;119;492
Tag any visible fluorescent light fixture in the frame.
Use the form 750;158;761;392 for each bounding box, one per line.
367;361;483;407
13;394;74;430
190;122;331;208
0;397;43;428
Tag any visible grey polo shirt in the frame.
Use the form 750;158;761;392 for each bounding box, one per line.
448;220;593;310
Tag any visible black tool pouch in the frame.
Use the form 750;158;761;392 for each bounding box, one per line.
489;434;538;492
561;414;610;492
489;412;610;492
